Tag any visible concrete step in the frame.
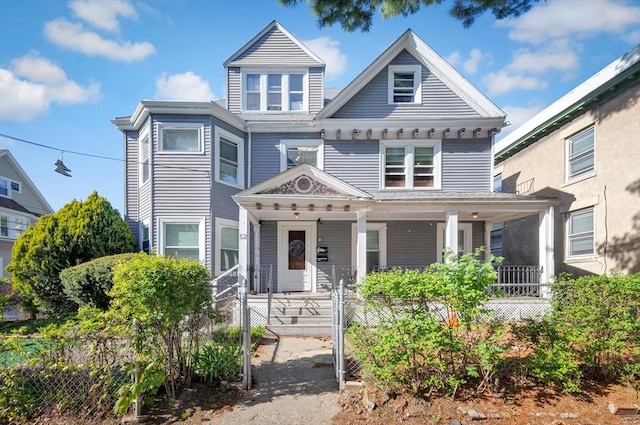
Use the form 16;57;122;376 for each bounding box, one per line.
270;306;333;316
270;314;333;325
266;323;332;337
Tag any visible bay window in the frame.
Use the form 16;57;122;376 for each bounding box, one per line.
216;218;239;274
215;127;244;188
160;219;205;262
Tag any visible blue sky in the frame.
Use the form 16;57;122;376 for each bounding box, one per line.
1;0;639;214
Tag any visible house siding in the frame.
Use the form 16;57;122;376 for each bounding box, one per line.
124;129;140;240
259;221;277;292
227;27;323;67
227;67;241;113
316;221;352;290
324;140;379;192
332;50;478;119
442;138;492;191
309;67;324;114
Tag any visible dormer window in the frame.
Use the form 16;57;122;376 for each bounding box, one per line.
388;65;422;104
243;70;307;112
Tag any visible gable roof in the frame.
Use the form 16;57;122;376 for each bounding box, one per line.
317;29;505;120
0;149;53;216
224;20;325;68
495;45;640;162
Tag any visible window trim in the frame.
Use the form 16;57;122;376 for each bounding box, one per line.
215;127;245;189
139;219;151;254
436;222;472;263
565;126;595;182
566;207;595;258
0;176;21;199
380;140;441;190
215;217;239;275
158;122;204;154
279;139;324;171
242;69;309;113
388;64;422;104
139;129;151;185
350;223;387;271
158;217;206;262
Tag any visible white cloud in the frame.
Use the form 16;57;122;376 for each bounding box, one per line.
498;0;640;44
623;29;640;44
483;70;547;96
463;48;484;74
0;55;100;122
446;51;461;67
154;72;214;101
69;0;137;32
303;37;348;80
509;41;579;74
501;104;546;136
44;18;155;62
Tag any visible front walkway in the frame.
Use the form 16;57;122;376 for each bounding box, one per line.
207;335;339;424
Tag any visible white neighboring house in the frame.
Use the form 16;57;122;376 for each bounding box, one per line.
0;150;54;278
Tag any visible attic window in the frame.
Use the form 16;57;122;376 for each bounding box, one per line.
388;65;421;104
243;70;307;112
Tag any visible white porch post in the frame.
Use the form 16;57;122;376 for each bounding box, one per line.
356;208;367;282
539;206;555;296
238;207;250;289
252;218;261;293
484;222;493;261
445;211;458;262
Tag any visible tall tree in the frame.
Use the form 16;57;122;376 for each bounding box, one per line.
279;0;543;31
7;191;137;315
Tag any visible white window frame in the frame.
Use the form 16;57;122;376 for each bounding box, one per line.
350;223;387;271
0;177;20;199
215;217;239;275
242;69;309;112
158;217;206;262
158;122;204;154
566;126;595;182
0;215;8;238
139;219;151;254
388;64;422;104
436;222;472;262
566;207;595;258
215;127;244;189
139;130;151;185
279;139;324;171
380;140;441;190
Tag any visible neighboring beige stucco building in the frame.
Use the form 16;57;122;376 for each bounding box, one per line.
494;46;640;276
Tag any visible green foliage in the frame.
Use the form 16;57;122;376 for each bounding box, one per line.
60;253;138;310
109;253;212;403
279;0;542;31
7;192;137;315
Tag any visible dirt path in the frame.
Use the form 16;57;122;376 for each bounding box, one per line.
204;335;339;425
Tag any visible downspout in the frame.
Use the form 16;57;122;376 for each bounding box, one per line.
247;125;252;187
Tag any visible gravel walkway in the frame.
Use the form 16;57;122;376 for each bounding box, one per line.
205;335;339;425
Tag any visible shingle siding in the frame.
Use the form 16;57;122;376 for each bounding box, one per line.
333;50;478;119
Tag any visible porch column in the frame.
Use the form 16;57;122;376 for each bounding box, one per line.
238;207;250;289
539;206;555;295
252;218;261;293
356;208;367;282
484;222;493;261
445;211;458;262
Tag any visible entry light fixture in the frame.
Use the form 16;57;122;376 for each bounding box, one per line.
471;212;479;219
293;212;300;220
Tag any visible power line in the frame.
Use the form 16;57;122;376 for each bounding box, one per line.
0;133;123;162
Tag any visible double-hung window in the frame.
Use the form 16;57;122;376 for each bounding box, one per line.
140;135;150;184
0;216;7;237
159;123;203;153
243;71;307;112
0;178;9;198
388;65;422;104
351;223;387;273
566;127;595;181
381;141;440;189
567;208;594;257
215;218;239;274
279;139;324;171
215;127;244;188
160;218;204;262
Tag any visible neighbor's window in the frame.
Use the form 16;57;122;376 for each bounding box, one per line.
388;65;421;104
493;173;502;193
215;127;244;188
10;181;20;193
382;141;440;189
243;70;307;112
0;179;8;197
159;124;203;153
141;223;150;254
163;222;202;261
567;207;594;257
567;127;595;180
0;216;7;237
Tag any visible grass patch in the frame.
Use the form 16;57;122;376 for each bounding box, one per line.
0;316;75;335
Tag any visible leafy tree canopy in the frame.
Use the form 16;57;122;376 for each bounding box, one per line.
7;191;137;315
279;0;543;31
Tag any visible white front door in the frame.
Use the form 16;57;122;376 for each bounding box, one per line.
278;222;316;292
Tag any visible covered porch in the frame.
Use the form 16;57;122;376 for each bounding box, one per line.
232;164;557;295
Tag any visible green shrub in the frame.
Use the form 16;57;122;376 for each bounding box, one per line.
60;253;138;310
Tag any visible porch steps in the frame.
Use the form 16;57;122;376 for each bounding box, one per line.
249;293;333;337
